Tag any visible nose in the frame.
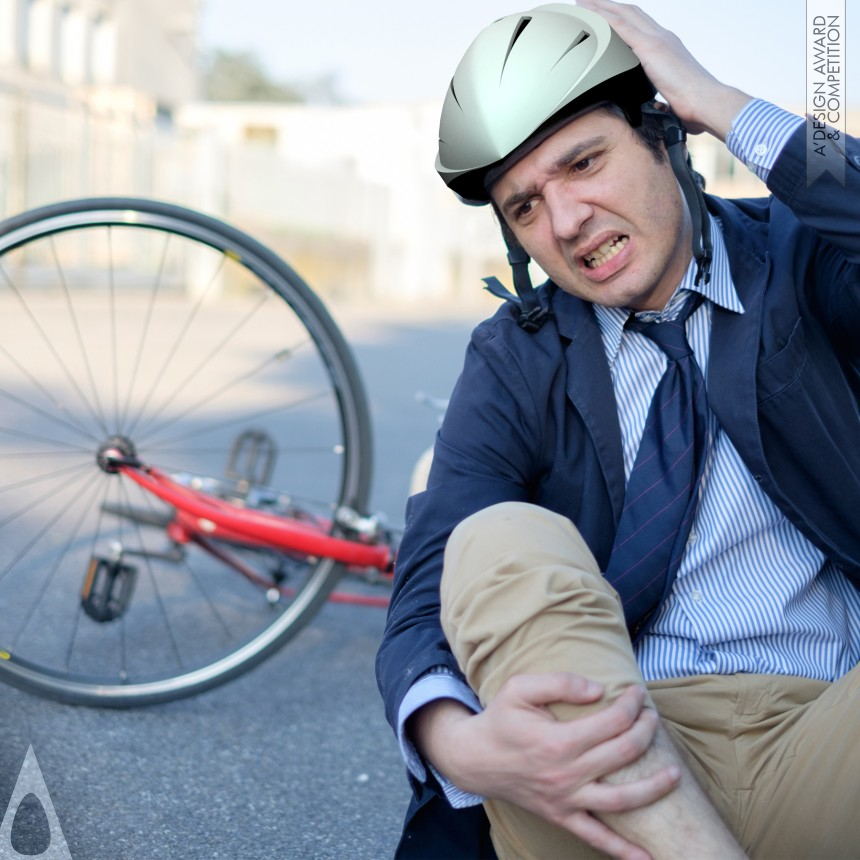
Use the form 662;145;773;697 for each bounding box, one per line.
544;183;592;240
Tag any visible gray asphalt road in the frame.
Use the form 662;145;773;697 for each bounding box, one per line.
0;301;490;860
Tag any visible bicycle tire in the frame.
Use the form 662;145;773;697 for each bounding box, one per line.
0;197;373;706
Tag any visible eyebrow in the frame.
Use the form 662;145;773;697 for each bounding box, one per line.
499;134;608;217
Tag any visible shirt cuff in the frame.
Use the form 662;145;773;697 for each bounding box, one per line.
725;99;805;181
397;668;484;808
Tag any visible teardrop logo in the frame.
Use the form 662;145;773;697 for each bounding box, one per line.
0;746;71;859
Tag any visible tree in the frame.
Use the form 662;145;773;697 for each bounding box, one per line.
201;50;304;102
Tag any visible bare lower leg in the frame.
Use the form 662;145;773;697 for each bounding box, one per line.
598;721;745;860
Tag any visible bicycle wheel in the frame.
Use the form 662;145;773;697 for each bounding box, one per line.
0;197;373;706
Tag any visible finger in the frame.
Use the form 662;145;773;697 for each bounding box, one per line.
566;705;661;780
548;684;649;753
576;0;663;35
576;0;716;93
572;764;681;814
575;0;691;71
579;0;661;24
564;809;653;860
502;672;605;708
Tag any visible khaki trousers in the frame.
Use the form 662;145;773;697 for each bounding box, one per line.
440;502;860;860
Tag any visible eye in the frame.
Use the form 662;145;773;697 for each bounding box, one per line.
571;154;597;173
514;198;536;221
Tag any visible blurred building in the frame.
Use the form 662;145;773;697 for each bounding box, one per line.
174;100;505;302
0;0;200;214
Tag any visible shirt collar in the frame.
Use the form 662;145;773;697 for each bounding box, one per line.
593;214;743;368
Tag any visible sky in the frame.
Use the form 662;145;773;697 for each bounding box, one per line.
198;0;858;109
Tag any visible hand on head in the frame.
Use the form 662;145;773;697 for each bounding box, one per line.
575;0;752;139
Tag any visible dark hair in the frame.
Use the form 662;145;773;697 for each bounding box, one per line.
600;101;704;189
628;104;671;161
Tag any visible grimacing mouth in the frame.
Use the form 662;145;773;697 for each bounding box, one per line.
583;235;629;269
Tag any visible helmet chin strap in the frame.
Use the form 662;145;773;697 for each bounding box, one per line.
657;119;713;286
482;239;554;332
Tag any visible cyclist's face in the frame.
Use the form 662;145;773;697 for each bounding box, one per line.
491;109;693;312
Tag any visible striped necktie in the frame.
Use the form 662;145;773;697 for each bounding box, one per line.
604;293;709;634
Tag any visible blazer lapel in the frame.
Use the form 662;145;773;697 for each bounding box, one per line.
706;198;771;477
552;290;626;524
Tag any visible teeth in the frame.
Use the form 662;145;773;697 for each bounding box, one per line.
584;236;628;268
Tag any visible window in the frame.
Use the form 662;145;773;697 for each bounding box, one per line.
59;3;87;84
243;125;279;148
26;0;54;73
90;10;115;84
0;0;18;65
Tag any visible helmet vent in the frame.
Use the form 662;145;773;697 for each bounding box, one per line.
450;81;462;109
553;30;591;68
503;16;533;70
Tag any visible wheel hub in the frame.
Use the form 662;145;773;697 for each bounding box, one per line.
96;435;139;474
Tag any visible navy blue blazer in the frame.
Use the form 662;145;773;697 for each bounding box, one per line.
377;123;860;857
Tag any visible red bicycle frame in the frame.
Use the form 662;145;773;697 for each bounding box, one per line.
118;462;394;607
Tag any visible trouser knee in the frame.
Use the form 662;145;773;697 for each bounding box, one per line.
440;502;640;707
442;501;605;599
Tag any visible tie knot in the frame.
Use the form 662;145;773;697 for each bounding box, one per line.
627;293;701;361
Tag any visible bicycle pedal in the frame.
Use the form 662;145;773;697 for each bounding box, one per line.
226;429;278;489
81;557;138;623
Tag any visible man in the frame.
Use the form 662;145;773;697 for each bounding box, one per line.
377;1;860;857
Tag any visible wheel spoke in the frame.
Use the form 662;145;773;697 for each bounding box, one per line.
119;233;171;431
135;484;237;645
49;235;110;438
130;289;271;437
0;461;94;496
135;339;310;444
0;260;109;435
107;226;121;432
116;479;185;674
0;424;93;453
63;477;117;673
142;389;332;451
0;384;100;444
0;462;95;544
12;474;104;650
0;466;98;583
0;344;99;443
124;252;227;438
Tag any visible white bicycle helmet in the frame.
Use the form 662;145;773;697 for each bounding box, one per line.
437;4;655;204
